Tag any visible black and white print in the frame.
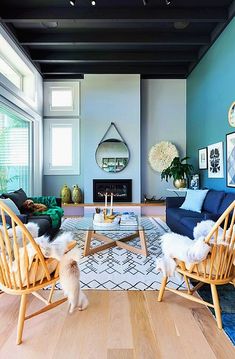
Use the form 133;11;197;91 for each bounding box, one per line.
207;142;224;178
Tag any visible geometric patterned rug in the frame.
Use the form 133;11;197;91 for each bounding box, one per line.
60;217;186;291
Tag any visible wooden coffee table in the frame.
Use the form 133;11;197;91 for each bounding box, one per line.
72;216;154;257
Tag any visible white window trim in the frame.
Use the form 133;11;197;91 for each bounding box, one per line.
44;81;80;117
43;118;79;175
0;25;38;107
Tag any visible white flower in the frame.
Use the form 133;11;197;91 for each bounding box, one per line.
148;141;178;172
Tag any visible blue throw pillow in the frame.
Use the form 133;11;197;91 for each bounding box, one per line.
0;198;21;215
180;189;209;213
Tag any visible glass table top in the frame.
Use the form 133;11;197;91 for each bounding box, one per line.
69;216;154;232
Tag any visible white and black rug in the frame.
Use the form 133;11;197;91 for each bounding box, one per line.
60;217;186;291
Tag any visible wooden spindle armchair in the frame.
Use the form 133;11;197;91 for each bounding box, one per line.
158;200;235;330
0;201;76;344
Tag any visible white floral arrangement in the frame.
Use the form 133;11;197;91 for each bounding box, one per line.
148;141;178;173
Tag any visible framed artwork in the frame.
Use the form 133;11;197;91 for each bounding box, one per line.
228;102;235;127
189;174;200;190
207;142;224;178
198;148;208;169
226;132;235;187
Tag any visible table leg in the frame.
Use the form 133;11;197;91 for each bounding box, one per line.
84;230;93;256
139;230;148;256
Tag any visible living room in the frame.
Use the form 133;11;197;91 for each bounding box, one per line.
0;1;235;358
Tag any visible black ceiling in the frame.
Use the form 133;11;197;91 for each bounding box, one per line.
0;0;234;79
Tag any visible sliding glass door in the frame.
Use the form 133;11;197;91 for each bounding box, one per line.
0;104;32;195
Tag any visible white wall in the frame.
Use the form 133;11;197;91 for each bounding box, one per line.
141;79;186;199
82;74;141;203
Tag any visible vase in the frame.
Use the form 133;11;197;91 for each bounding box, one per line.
173;179;187;189
72;185;82;204
61;184;71;204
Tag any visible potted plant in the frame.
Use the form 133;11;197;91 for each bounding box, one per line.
161;157;193;189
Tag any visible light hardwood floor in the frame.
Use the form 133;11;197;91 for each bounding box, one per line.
0;290;234;359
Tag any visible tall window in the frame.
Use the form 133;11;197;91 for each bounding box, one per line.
43;81;80;175
0;105;31;194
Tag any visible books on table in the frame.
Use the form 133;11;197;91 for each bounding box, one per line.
120;213;138;226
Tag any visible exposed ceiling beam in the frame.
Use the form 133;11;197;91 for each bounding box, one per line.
40;63;188;75
18;32;209;46
31;50;197;63
0;7;227;23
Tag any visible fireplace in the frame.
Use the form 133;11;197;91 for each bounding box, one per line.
93;179;132;202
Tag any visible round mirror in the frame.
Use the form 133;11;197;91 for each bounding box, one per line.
96;139;130;173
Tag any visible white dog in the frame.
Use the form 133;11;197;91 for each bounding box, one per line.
59;247;88;313
156;232;210;277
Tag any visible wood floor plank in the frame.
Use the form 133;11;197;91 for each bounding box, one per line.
145;291;188;359
0;290;234;358
52;290;109;359
0;291;67;359
107;291;133;349
192;307;235;358
107;349;134;359
165;292;217;359
128;291;161;359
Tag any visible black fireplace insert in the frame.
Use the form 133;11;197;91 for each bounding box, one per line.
93;179;132;202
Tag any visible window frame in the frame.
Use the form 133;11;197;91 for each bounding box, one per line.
43;118;79;175
44;81;80;117
0;102;33;195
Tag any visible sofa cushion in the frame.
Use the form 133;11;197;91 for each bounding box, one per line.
167;208;205;222
180;217;204;231
202;190;225;214
28;218;51;237
180;189;209;213
2;188;27;209
218;193;235;215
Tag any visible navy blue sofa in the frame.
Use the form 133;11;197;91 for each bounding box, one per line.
166;190;235;239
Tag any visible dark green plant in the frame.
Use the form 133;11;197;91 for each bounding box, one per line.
161;157;193;182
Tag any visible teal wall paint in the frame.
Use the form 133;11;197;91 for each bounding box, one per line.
187;17;235;192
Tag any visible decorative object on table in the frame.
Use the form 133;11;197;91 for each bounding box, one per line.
228;101;235;127
189;174;200;190
93;208;104;223
207;142;224;178
226;132;235;188
72;184;82;204
148;141;178;172
95;122;129;173
143;194;165;203
60;184;71;204
198;147;208;169
103;191;114;216
161;156;193;189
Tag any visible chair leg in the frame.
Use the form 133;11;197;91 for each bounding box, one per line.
210;284;222;330
48;283;56;304
17;294;27;345
158;277;168;302
183;275;191;294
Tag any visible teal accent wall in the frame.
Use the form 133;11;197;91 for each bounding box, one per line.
187;18;235;192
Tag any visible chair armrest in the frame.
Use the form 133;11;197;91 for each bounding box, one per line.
166;196;185;208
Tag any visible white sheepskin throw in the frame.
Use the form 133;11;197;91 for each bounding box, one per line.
156;232;210;277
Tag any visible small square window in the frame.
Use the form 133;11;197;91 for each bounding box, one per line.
44;82;79;117
51;89;73;109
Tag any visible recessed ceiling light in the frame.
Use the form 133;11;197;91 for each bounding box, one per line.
70;0;75;6
91;0;96;5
